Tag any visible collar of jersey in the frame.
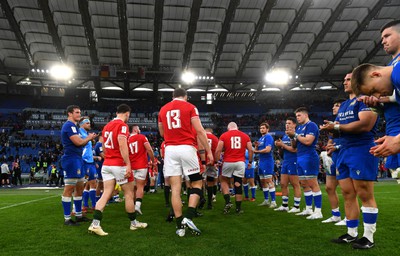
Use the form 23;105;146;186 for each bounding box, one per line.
173;98;185;102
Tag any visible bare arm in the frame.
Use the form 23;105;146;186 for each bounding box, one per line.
254;145;271;154
214;141;224;163
296;134;316;146
70;133;97;147
144;142;155;164
192;118;213;164
275;139;297;153
158;122;164;137
320;111;377;134
118;136;131;178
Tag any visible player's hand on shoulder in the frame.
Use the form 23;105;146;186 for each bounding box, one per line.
357;95;379;107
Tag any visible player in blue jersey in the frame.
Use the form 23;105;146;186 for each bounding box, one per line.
286;107;322;220
243;148;256;201
93;136;104;202
254;123;276;208
79;117;98;213
353;20;400;178
61;105;97;226
322;97;347;225
321;73;379;249
274;117;301;212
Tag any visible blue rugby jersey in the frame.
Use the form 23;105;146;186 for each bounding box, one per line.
335;98;377;148
61;120;82;157
295;121;319;157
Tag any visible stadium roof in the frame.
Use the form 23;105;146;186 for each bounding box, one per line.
0;0;398;94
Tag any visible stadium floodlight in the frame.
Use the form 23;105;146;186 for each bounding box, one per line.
50;65;73;80
265;69;290;85
181;71;196;84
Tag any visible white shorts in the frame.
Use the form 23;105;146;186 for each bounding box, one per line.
164;145;200;177
101;165;129;185
222;162;245;178
134;168;147;180
206;166;218;178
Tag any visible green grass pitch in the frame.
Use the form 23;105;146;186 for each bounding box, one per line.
0;181;399;256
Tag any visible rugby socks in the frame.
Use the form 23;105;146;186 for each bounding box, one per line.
294;197;301;208
223;194;231;205
176;216;183;229
262;188;269;201
74;196;83;217
89;189;96;208
243;183;249;198
332;207;341;217
213;185;217;196
346;219;359;237
92;210;102;227
361;206;378;243
184;207;196;220
269;187;276;202
82;189;89;207
62;196;72;220
164;185;171;205
282;196;289;207
313;191;322;211
235;201;242;211
135;198;142;208
304;191;313;210
251;186;256;199
128;211;137;224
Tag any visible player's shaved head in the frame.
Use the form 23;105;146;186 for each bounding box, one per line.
227;122;238;130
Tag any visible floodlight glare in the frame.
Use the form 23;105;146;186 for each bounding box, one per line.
181;71;196;84
50;65;73;80
265;69;290;85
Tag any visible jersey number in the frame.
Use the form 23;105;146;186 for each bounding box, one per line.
207;139;212;148
166;110;181;129
231;136;241;149
129;141;138;154
104;131;114;149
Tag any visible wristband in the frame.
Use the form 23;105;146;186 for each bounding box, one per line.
334;124;340;131
248;161;252;164
294;133;299;139
198;149;205;154
335;145;341;150
201;160;206;165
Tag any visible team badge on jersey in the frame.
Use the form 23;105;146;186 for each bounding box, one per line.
356;170;361;175
77;169;81;175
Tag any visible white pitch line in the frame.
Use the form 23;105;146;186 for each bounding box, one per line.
0;195;59;210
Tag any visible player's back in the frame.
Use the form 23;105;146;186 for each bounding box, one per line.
102;118;129;166
220;130;250;162
207;132;219;155
159;99;198;146
128;133;149;169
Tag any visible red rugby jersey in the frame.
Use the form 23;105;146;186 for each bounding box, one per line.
219;129;250;162
158;98;199;146
102;118;129;166
128;133;150;169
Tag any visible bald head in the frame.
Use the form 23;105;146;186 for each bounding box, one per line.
227;122;238;131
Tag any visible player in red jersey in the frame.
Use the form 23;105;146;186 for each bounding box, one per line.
205;128;219;209
158;88;213;237
88;104;147;236
215;122;253;214
128;125;156;215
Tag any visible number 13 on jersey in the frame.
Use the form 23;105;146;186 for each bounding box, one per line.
166;110;181;129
